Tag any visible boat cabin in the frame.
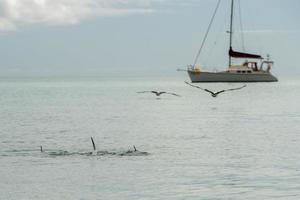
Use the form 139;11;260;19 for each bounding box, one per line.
227;64;253;74
227;58;274;74
243;61;258;71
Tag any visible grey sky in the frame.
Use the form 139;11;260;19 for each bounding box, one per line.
0;0;299;77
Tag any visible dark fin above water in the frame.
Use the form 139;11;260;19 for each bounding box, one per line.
133;145;137;152
40;146;43;152
91;137;96;151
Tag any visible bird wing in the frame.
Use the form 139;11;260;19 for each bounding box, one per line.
155;91;165;95
214;90;226;95
204;89;217;96
222;84;247;92
165;92;181;97
185;81;218;96
184;81;206;91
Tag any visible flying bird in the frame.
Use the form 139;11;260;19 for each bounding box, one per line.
137;91;181;97
185;81;246;97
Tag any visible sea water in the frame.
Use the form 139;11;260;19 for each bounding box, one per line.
0;76;300;200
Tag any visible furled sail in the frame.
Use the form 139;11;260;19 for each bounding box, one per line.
229;47;263;59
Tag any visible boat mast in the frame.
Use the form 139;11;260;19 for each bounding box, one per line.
229;0;234;67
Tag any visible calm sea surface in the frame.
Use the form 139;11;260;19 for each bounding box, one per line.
0;76;300;199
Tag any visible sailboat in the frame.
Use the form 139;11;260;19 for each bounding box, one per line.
187;0;278;82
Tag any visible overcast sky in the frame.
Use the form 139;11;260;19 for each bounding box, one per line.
0;0;299;77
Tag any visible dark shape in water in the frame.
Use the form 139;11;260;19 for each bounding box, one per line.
44;149;149;157
91;137;96;151
119;145;149;156
39;139;149;157
185;81;246;97
48;150;70;156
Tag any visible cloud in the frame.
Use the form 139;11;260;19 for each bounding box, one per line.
0;0;159;31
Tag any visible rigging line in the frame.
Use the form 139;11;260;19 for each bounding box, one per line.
238;0;245;51
193;0;221;67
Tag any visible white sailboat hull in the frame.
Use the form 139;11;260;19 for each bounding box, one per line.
188;70;278;82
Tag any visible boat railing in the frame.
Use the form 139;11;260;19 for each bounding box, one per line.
260;60;274;72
